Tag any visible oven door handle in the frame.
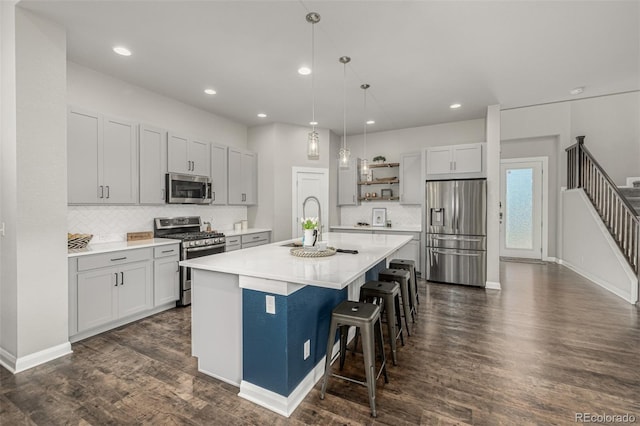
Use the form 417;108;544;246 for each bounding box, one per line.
185;245;225;253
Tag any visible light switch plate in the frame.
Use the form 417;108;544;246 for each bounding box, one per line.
303;339;310;360
265;295;276;314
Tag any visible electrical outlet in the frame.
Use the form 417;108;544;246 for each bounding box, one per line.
265;295;275;314
303;339;310;360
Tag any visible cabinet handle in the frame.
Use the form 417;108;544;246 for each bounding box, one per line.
106;185;110;199
212;191;215;202
253;236;260;240
99;186;104;198
110;256;127;261
161;188;165;201
120;271;124;285
453;161;456;171
114;273;118;286
161;249;174;253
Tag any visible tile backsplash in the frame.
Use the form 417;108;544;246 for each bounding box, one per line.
340;203;421;228
68;205;247;242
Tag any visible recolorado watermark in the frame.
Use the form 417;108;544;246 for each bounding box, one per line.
575;412;637;423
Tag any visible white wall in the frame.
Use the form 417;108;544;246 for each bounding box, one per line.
0;5;70;371
485;105;501;289
502;92;640;186
562;190;637;304
570;92;640;185
339;118;486;225
67;62;247;149
1;0;19;362
501;136;559;258
248;122;333;242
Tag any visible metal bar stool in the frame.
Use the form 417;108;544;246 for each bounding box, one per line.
320;300;388;417
359;280;404;365
378;268;412;336
389;259;419;318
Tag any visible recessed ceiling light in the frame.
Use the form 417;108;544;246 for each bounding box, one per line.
366;120;375;125
450;103;462;109
204;89;217;95
113;46;131;56
309;121;318;126
257;113;267;118
298;67;311;75
570;87;585;95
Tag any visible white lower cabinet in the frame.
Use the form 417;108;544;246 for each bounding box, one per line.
225;231;271;251
153;247;179;306
70;243;179;342
77;261;152;333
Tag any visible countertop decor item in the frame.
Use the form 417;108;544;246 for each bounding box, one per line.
373;155;386;163
126;231;153;241
372;207;386;227
290;246;336;257
67;233;93;249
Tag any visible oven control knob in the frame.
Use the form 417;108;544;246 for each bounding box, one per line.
195;240;203;246
214;238;220;244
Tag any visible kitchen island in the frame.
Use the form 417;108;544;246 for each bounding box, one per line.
181;232;411;417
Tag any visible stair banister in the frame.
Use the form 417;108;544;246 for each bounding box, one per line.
566;136;639;284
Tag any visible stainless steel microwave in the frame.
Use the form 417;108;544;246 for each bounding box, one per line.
166;173;212;204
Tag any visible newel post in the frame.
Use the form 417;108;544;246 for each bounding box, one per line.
576;136;585;188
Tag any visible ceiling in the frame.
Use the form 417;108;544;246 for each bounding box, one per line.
20;1;639;136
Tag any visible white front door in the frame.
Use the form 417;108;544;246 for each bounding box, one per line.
292;168;328;239
500;159;544;259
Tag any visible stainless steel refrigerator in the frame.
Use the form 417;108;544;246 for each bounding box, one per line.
425;179;487;287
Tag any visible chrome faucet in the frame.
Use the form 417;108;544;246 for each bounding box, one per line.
302;195;322;242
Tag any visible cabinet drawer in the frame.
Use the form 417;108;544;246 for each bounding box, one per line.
225;243;241;252
241;240;267;249
154;244;180;258
241;232;270;244
78;248;152;271
225;236;241;246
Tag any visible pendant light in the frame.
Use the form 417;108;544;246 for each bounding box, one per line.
338;56;351;168
360;83;370;174
306;12;320;159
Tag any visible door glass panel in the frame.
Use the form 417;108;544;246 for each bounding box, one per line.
505;168;533;249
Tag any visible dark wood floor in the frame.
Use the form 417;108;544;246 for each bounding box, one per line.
1;261;639;425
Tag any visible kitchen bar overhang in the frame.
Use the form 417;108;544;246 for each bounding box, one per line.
181;232;412;417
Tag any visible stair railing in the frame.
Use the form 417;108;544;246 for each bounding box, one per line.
566;136;639;277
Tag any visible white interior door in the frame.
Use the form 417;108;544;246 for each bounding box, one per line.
500;160;543;259
292;168;328;239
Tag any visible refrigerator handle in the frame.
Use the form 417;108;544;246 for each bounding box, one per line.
455;181;459;231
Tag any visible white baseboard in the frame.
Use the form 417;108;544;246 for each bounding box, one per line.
1;342;72;374
0;347;17;373
485;281;501;290
559;259;638;304
543;256;558;263
238;340;340;417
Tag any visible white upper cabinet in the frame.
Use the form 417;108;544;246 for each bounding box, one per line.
68;108;101;204
210;143;228;205
139;124;167;204
425;143;485;179
399;151;422;205
167;132;210;176
228;148;257;205
68;107;138;204
337;158;360;206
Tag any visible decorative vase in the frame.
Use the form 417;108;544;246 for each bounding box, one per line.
303;229;317;247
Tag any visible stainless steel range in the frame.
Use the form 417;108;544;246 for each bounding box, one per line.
154;216;225;306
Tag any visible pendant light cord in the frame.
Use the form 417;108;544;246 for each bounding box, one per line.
311;20;316;131
363;86;367;160
343;61;346;149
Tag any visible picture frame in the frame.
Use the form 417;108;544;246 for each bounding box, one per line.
381;188;392;199
372;208;386;227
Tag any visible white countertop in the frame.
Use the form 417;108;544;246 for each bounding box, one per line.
181;232;412;290
222;228;272;237
68;238;180;258
330;225;422;232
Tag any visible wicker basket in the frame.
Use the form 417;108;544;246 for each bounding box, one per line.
68;233;93;249
290;247;336;258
